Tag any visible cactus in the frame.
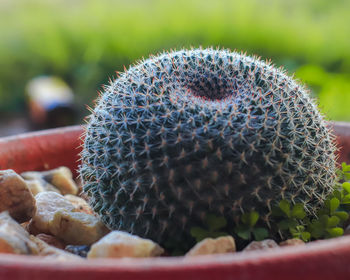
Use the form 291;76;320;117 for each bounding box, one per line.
80;48;337;246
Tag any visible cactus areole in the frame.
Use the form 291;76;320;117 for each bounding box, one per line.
80;48;337;245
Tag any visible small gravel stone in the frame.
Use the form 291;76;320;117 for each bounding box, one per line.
0;170;36;223
279;238;305;247
30;235;82;260
21;172;60;193
65;245;90;258
243;239;279;252
87;231;164;258
20;221;30;231
42;167;78;195
26;219;42;235
22;167;78;195
64;194;94;215
30;191;75;233
24;179;46;196
185;236;236;257
36;233;66;249
0;212;38;255
50;210;109;245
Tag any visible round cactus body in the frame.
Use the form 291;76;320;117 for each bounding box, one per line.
80;48;337;245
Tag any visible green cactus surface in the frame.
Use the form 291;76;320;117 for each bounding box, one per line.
80;48;337;246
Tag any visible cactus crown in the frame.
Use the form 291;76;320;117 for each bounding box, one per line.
80;48;337;246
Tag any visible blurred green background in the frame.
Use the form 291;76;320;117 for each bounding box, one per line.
0;0;349;129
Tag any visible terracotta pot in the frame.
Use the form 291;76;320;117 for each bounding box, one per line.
1;122;350;280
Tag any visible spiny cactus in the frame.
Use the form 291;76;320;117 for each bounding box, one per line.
80;48;337;246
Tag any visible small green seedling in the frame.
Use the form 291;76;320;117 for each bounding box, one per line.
336;162;350;182
307;214;344;239
190;214;229;243
234;211;268;241
273;200;311;242
308;195;348;239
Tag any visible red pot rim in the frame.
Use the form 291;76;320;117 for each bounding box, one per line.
1;122;350;280
1;235;350;279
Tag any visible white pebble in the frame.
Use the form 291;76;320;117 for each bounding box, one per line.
87;231;164;258
185;236;236;257
31;191;75;233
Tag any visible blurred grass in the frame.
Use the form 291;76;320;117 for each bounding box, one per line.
0;0;349;120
